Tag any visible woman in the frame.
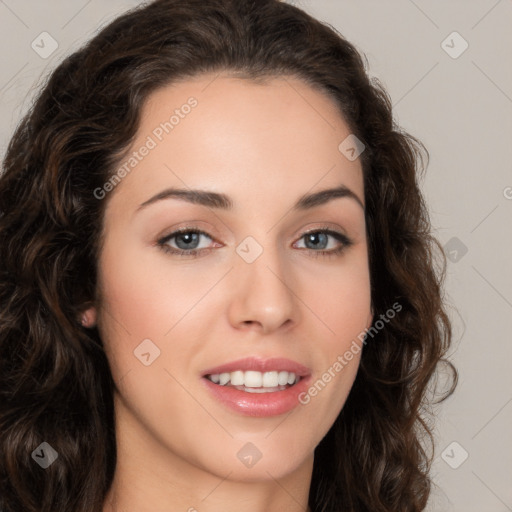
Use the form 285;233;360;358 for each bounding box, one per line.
0;0;457;511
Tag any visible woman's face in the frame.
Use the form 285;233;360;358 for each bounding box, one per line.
88;73;372;484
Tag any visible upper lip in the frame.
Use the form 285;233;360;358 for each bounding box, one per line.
201;357;312;378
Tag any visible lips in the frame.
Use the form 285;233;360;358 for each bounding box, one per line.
200;356;313;417
201;356;312;378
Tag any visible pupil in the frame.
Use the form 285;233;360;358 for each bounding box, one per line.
307;232;327;249
177;232;199;249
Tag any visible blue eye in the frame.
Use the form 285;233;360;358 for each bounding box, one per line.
157;228;214;258
157;226;353;259
294;229;353;258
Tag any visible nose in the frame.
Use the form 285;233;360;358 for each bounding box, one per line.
226;242;299;335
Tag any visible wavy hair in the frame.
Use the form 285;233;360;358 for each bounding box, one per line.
0;0;458;510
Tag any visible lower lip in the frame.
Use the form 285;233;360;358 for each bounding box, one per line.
201;376;312;417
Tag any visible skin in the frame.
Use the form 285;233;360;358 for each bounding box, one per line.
83;73;373;512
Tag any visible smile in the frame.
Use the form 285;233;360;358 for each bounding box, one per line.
201;357;312;417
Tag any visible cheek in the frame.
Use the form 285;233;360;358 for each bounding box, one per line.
95;242;169;376
305;249;372;344
323;275;370;328
95;236;226;390
296;251;371;420
97;241;206;337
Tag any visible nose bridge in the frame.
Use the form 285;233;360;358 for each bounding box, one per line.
228;233;298;332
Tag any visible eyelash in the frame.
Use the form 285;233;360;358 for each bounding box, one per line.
156;225;353;259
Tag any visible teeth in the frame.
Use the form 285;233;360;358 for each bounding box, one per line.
219;373;230;386
230;370;244;386
262;371;278;387
207;370;299;387
278;371;289;386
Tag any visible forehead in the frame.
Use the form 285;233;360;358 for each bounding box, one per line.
105;73;364;215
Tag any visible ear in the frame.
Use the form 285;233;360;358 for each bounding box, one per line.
80;305;97;328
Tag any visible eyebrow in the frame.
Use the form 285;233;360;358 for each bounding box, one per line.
136;184;364;214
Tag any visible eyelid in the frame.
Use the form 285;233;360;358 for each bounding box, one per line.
156;221;222;243
157;226;218;248
296;224;348;239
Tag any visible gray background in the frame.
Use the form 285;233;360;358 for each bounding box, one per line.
1;1;511;510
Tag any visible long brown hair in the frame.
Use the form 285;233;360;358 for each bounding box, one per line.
0;1;457;510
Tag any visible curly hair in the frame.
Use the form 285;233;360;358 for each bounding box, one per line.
0;0;458;511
